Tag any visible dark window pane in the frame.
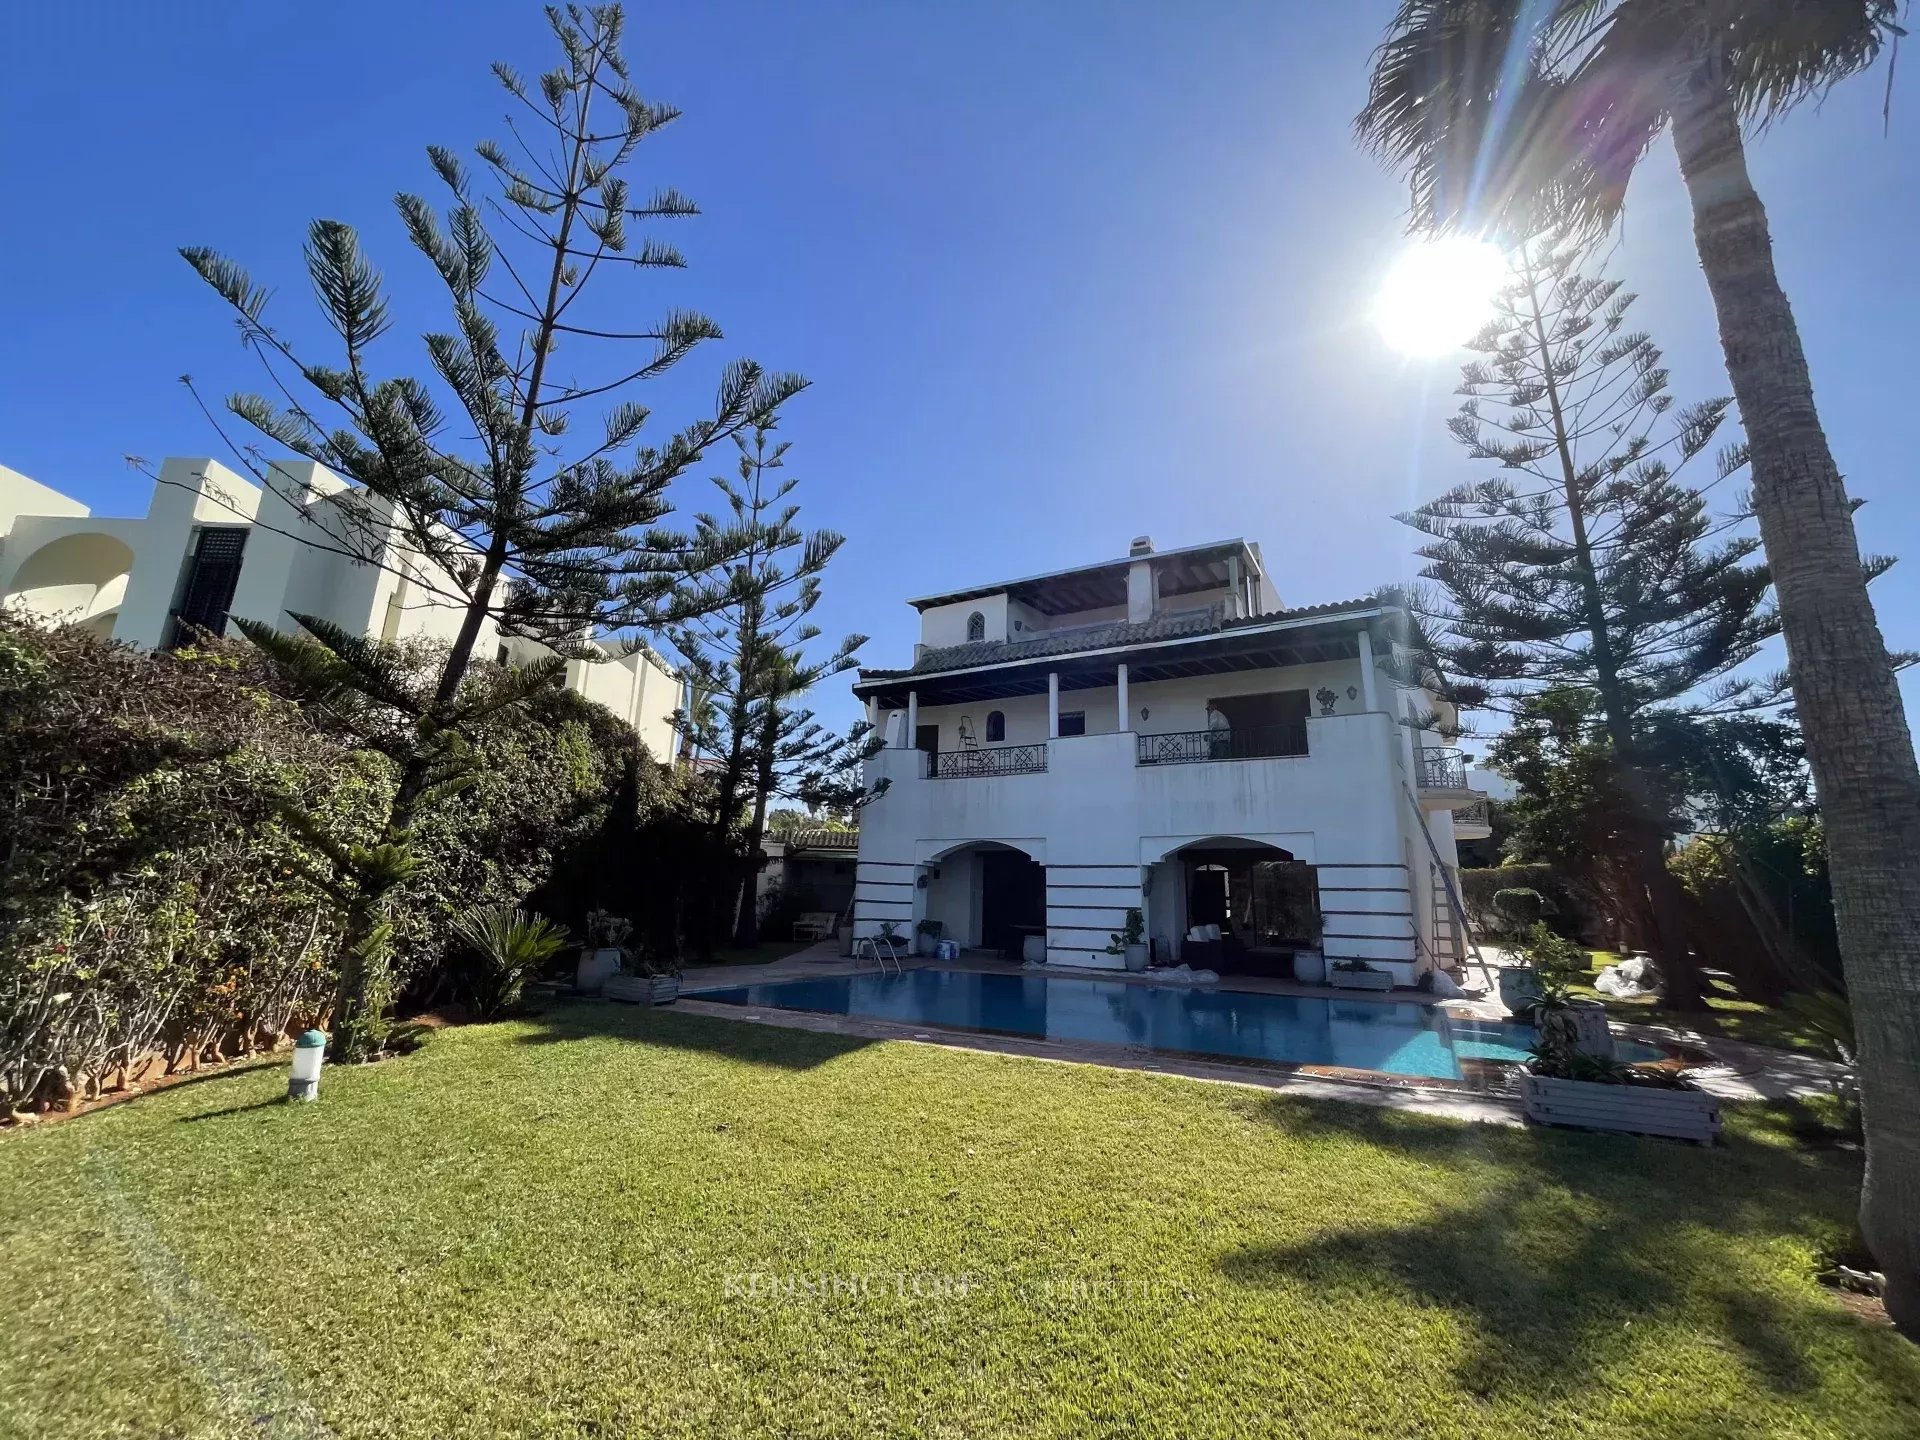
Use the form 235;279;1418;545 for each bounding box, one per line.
1058;711;1086;737
169;527;248;646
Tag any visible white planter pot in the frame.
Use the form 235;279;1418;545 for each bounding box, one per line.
1498;967;1544;1013
1021;934;1048;964
1293;950;1326;985
577;947;623;994
915;932;943;957
1123;943;1148;973
1520;1073;1720;1145
1329;967;1394;991
604;974;680;1006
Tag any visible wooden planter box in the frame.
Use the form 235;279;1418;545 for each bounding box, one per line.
1520;1073;1721;1145
604;974;680;1006
1329;967;1394;991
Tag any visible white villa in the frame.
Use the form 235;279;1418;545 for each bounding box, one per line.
0;457;683;758
849;536;1486;987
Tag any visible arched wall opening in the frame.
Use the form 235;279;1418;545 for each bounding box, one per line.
1147;836;1321;974
920;840;1046;956
5;532;135;629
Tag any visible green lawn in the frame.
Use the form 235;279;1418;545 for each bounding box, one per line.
1570;953;1838;1057
3;1004;1915;1439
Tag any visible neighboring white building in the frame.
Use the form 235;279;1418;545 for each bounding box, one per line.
849;536;1483;985
0;457;682;758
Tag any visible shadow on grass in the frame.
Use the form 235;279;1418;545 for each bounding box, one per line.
1220;1095;1906;1405
177;1095;289;1124
511;998;879;1071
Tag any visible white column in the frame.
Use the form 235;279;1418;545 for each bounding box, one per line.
1357;629;1379;711
1117;663;1130;731
906;689;919;745
1048;672;1060;738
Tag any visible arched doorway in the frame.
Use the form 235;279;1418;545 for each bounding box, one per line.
924;840;1046;957
1156;837;1320;974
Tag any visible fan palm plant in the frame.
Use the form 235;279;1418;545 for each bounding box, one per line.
1357;0;1919;1333
450;906;570;1018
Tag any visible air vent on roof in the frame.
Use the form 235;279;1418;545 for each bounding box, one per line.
1129;535;1154;556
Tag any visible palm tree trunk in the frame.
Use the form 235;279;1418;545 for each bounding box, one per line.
1672;74;1920;1334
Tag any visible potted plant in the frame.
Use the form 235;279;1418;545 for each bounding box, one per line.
1519;970;1719;1144
1106;908;1148;972
914;918;945;957
1490;888;1551;1011
1328;958;1394;991
577;908;630;994
604;949;680;1006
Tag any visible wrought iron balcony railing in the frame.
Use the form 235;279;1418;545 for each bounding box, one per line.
1416;748;1468;790
932;743;1049;779
1136;723;1309;766
1452;796;1491;829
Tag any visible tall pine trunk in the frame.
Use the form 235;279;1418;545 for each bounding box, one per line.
1673;73;1920;1333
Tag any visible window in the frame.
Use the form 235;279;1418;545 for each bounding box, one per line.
167;527;248;647
1057;711;1086;737
985;710;1005;742
966;610;986;642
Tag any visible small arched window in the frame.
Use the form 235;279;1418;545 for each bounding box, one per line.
986;710;1005;743
966;610;986;642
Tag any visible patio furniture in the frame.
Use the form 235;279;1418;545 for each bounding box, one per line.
793;912;839;941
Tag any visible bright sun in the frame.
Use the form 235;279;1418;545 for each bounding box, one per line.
1374;237;1509;356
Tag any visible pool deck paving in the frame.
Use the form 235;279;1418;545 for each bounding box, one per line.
662;945;1838;1120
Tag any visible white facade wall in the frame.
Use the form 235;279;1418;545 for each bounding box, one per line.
855;708;1441;985
0;457;679;752
920;594;1009;648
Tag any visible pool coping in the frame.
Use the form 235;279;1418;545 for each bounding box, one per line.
668;989;1532;1127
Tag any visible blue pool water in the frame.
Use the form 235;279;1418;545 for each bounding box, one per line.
692;969;1667;1082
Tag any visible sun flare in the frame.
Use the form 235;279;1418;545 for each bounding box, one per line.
1374;237;1508;356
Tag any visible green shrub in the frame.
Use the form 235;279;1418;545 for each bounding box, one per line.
449;906;571;1017
1461;864;1594;939
1490;887;1548;930
0;617;383;1110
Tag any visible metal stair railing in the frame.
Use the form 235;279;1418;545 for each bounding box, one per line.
855;933;904;975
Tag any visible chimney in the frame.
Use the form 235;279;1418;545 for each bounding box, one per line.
1126;538;1156;624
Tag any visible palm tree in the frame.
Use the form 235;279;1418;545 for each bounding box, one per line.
1357;1;1920;1333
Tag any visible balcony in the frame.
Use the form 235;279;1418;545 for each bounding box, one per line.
863;712;1412;880
1452;796;1491;839
932;743;1049;778
1135;722;1309;766
1414;747;1477;809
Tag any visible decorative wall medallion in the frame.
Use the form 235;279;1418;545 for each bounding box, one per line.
1315;687;1338;716
1347;685;1358;700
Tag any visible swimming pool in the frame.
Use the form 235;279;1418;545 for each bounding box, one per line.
691;969;1668;1083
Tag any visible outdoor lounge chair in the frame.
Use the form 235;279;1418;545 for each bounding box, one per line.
792;911;839;941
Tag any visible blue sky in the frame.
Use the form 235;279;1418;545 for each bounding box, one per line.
3;2;1916;736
